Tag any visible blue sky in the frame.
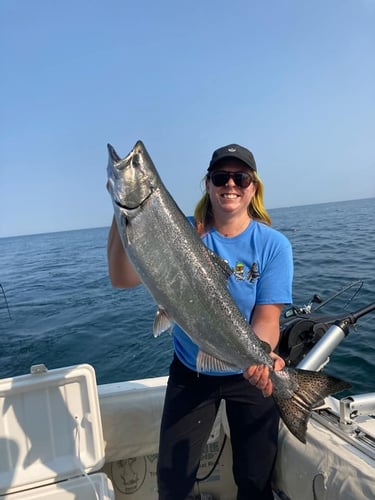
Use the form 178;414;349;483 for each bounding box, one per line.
1;0;374;237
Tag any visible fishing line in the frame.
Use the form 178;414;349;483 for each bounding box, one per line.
74;416;100;500
195;434;227;483
0;283;12;320
312;280;364;312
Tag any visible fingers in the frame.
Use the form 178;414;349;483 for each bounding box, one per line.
243;353;286;397
261;379;273;398
270;352;285;371
243;364;273;397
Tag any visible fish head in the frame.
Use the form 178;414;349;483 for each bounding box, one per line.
107;141;160;212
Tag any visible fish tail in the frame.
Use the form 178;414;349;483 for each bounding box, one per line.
274;369;350;444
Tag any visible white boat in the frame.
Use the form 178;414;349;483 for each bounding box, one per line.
1;287;374;499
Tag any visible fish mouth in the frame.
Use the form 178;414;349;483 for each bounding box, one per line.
114;189;153;211
114;200;140;210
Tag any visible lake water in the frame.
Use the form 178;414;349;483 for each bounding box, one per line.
0;197;374;395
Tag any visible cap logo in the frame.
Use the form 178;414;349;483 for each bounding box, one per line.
227;147;236;152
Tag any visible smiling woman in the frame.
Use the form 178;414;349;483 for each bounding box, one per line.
194;144;272;237
205;160;258;234
107;141;294;499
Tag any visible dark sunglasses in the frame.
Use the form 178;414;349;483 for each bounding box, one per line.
208;170;254;188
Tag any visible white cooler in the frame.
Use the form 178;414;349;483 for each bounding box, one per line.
0;364;114;499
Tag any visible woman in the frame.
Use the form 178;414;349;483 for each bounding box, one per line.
107;143;293;500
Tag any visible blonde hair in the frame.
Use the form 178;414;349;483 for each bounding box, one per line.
194;171;272;236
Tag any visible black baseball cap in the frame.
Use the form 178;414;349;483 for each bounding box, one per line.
208;144;257;172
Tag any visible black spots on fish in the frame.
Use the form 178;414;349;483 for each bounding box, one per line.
274;368;350;443
295;369;351;398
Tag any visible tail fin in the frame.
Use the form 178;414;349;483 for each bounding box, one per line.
274;369;350;444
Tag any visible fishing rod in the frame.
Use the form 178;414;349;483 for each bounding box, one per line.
311;279;364;313
283;280;364;317
0;283;12;320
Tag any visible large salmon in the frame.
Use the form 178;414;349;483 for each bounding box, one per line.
107;140;350;443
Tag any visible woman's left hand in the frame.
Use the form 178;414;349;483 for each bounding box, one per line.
243;352;285;397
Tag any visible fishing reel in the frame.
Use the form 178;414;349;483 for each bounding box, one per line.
278;313;344;367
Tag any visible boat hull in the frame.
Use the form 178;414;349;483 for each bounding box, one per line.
98;377;375;499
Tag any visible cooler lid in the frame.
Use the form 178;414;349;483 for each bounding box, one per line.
0;364;105;495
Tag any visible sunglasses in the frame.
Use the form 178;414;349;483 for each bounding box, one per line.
208;170;254;188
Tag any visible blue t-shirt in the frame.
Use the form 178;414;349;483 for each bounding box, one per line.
172;219;293;374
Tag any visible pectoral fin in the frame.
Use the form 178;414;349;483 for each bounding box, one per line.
153;308;173;337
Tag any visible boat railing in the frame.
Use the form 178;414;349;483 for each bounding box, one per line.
340;393;375;427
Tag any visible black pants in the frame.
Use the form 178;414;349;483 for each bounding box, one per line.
157;356;279;500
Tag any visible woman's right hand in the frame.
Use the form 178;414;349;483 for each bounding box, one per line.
243;353;285;397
